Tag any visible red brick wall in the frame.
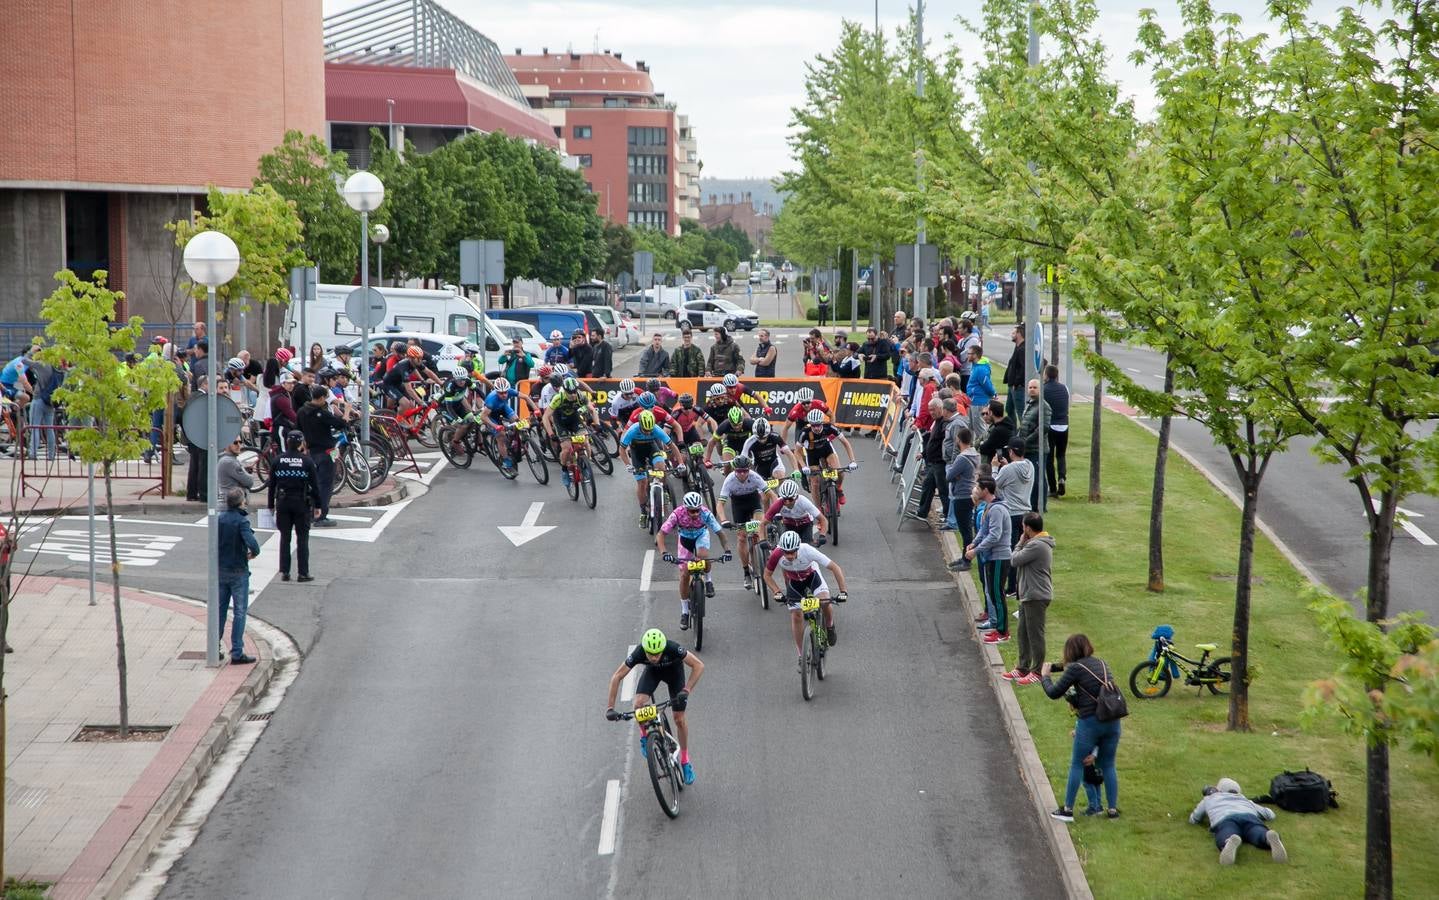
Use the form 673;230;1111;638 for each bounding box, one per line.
0;0;324;189
568;107;678;233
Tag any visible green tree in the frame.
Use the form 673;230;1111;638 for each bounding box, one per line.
526;143;605;287
600;223;635;282
431;132;535;293
366;130;459;285
34;271;179;737
709;222;754;265
254;131;356;283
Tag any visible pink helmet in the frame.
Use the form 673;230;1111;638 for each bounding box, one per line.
275;347;294;364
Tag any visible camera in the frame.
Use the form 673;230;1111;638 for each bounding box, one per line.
1203;785;1218;796
1050;662;1066;673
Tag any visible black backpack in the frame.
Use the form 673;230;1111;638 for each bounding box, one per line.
1257;769;1339;813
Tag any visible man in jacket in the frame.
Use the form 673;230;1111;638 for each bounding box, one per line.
567;330;595;377
861;328;892;380
1188;778;1287;865
911;397;950;525
1003;326;1027;421
590;331;614;377
707;327;744;377
966;345;996;441
217;488;261;664
671;329;706;377
945;426;980;565
1008;512;1055;682
498;338;535;384
995;439;1034;594
268;430;321;583
1043;365;1071;497
977;400;1014;468
217;437;256;495
965;476;1011;641
637;332;670;377
296;387;348;528
1019;378;1053;508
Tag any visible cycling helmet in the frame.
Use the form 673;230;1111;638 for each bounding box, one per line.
751;418;770;438
778;530;802;552
316;367;337;381
460;341;480;354
733;455;752;471
549;372;564;387
493;377;511;392
645;378;662;393
226;357;244;372
554;363;570;375
678;392;694;408
641;628;667;655
796;387;815;403
452;374;471;389
683;491;703;509
778;479;800;500
638;391;657;410
406;345;424;360
562;377;580;394
537;364;553;380
706;384;726;398
727;407;744;425
638;411;657;431
275;347;294;365
960;310;977;322
806;409;826;425
550;329;564;341
333;344;353;356
722;373;739;388
618;378;636;394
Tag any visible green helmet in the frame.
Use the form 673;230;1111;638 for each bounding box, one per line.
641;628;667;655
639;410;657;431
727;407;744;425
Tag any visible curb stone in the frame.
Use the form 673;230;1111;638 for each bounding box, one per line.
937;528;1095;900
14;478;408;519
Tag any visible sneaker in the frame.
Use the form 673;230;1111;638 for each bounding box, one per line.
743;570;753;591
977;620;996;632
1266;830;1287;863
1106;808;1121;819
838;491;846;505
679;612;691;631
561;471;572;487
230;653;257;665
1219;834;1241;866
1083;807;1103;817
825;625;838;646
639;735;648;759
983;631;1010;644
1018;673;1042;685
704;580;715;598
974;613;989;623
280;573;291;582
297;575;315;583
947;560;971;572
638;513;648;529
314;518;337;528
1050;807;1075;823
1000;669;1021;681
1058;480;1066;496
681;762;695;785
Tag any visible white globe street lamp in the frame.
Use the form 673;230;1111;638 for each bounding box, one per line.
371;223;390;285
182;230;240;669
341;172;385;460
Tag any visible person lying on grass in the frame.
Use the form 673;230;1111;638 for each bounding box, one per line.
1189;778;1288;866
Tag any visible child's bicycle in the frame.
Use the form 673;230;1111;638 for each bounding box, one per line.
1129;625;1232;699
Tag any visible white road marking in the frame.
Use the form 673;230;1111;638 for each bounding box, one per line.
639;549;654;592
313;512;372;522
597;779;621;856
1125;367;1142;374
20;530;182;567
498;501;555;547
61;515;207;528
1372;498;1437;547
620;644;640;703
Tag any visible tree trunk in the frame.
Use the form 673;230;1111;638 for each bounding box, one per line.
104;463;130;737
1227;467;1261;732
1088;332;1103;503
1050;286;1060;369
1363;487;1398;899
1148;355;1175;591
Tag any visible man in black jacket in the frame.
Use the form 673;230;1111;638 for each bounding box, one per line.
296;387;348;527
568;330;595;377
911;396;951;524
589;332;614;377
977;400;1014;471
1004;326;1027;421
268;430;321;582
861;328;892;380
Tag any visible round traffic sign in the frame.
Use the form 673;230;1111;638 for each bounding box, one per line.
985;280;999;293
345;287;387;330
181;394;244;448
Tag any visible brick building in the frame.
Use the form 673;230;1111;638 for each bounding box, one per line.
506;50;700;236
0;0;325;327
699;193;775;257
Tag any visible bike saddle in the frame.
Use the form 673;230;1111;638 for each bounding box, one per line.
1195;642;1218;652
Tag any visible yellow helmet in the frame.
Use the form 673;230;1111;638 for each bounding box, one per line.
639;410;657;431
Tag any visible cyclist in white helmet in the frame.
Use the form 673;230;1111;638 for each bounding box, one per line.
763;529;849;658
656;491;732;630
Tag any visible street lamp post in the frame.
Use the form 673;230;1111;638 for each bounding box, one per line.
343;171;385;460
182;230;240;668
371;223;390;285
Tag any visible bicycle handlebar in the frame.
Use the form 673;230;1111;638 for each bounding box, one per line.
610;697;681;721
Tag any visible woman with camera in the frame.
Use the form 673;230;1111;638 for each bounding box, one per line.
1040;634;1122;822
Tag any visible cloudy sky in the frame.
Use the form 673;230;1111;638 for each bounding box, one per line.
325;0;1354;179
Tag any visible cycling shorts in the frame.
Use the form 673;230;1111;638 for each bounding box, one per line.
783;569;830;609
383;384;407;403
635;664;687;711
754;454;785;477
554;411;583;435
778;521;816;545
805;445;837;467
629;441;659;480
727;491;762;525
677;531;711;558
441;399;467;420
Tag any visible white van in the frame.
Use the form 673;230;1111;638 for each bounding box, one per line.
281;284;508;365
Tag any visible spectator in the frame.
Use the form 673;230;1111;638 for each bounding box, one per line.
965;476;1011;641
307;342;325;373
1003;326;1026;421
995;439;1034;593
945;425;979;546
589;329;614;377
568;330;594;377
861;328;892;380
977;400;1013;469
936;398;965;524
498;337;535;384
26;354;62;461
816;290;831;326
802;332;830;377
1040;634;1121;821
217;488;260;665
957;320;981;382
1044;365;1071;497
830;343;862;378
296;385;347;527
913;368;940;430
216;437;256;495
269;372;299;444
707;327;744;377
239;349;263;380
543;331;570;366
1189;779;1288;865
1020;378;1053;508
966;345;996;440
673;329;707;377
637;332;670;376
269;429;320;583
188;338;210;393
185;320;206;352
1006;512;1054;684
749;329;777;377
911;397;950;525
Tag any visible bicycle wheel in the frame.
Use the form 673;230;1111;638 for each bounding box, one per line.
564;459;580;500
1129;660;1172;699
646;726;681;818
524;433;549;484
814;620;827;681
439;426;473;469
413;410;439;448
541;431;561;462
580;459;597;509
827;484;841;546
648;483;663;535
800;625;815;701
363;437;393;485
1202;657;1233;696
691;573;706;652
489;434;518;480
238;447;267;494
591;441;614;475
342;445;373;493
757;558;770;610
595;424;620;459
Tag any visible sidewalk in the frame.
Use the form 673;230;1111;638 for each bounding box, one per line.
4;577;275;899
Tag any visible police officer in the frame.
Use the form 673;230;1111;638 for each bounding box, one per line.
267;430;320;582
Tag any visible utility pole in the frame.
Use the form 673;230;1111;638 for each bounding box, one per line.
913;0;927;320
1025;2;1047;511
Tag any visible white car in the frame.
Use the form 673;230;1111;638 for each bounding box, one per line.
345;330;484;376
488;318;550;359
575;304;634;347
748;271;763;284
675;298;760;332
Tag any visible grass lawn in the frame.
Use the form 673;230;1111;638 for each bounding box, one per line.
981;407;1439;899
3;880;48;900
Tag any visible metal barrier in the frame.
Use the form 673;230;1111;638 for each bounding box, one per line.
18;424;166;498
370;415;422;480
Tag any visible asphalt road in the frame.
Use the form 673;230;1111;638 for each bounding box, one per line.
143;368;1060;898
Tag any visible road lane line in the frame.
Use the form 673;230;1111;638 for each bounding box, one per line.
620;644;640;703
639;549;654;592
597;779;621;855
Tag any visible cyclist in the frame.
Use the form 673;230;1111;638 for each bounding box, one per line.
705;406;752;472
702;382;737;425
782;386;831;442
795;408;856;505
721;372;747;407
605;628;704;785
620;410;684;527
542;376;599;486
440;371;476;456
762;530;849;658
740;418;797;480
627;390;685;446
609;377;642;425
534;364;556;408
645;377;678;410
764;479;829;545
480;377;521;470
543;330;570;365
381;345;432;414
656;492;733;629
716;455;777;591
671;392;714;447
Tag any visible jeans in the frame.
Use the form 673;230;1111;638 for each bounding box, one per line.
1083;782;1102;812
1212;813;1273;850
1046;427;1069;491
217;570;251;658
917;463;948;519
1016;596;1050;674
948;495;974;546
310;450;335;519
27;397;56;459
150;407;165;451
1065;715;1120;810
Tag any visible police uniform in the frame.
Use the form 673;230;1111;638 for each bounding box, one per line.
267;436;321;579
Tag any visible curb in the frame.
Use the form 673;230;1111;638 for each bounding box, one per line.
88;618;279;900
8;477;409;519
936;529;1095;900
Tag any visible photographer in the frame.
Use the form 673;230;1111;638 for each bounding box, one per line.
1040;634;1121;822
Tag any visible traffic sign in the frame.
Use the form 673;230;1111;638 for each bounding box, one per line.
985;280;999;294
895;243;940;290
633;251;654;290
180;394;243;448
1031;320;1044;374
345;287;387;330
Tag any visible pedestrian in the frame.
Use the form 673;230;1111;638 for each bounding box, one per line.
269;429;320;583
1006;512;1054;684
707;326;744;377
1043;365;1071;497
637;332;670;376
217;487;260;664
1003;326;1026;421
966;345;996;442
498;337;535;384
672;329;706;377
296;385;347;527
980;293;992;332
749;328;777;377
216;436;256;495
912;397;950;524
966;476;1011;642
1189;779;1288;865
816;290;831;327
269;372;299;444
944;426;979;548
830;342;862;378
589;328;614;377
977;400;1013;470
1040;634;1122;821
1019;378;1053;508
775;274;782;294
860;328;891;381
307;342;325;373
185;320;206;352
568;330;594;377
994;438;1033;593
26;354;62;461
188;338;210;392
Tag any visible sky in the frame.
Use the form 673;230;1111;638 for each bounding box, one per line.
324;0;1354;179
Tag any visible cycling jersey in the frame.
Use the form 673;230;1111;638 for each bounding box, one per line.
704;395;737;423
661;507;722;540
482;389;516;424
620;423;672;447
549;390;591;420
626;640;689;710
726;384;747;404
610;394;640;421
654;386;678;409
537;383;558;410
741;434;788;471
624;639;687;670
720;471;767;498
543;345;570;366
672;407;710;434
440;377;469;403
765;496;821;525
786;399;831;424
764;543;833;582
713;419;751;455
628;406;675;428
796;424;841;463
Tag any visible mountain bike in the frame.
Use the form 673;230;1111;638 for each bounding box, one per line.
683;444;717;510
584;420;614;475
797;594;829;701
644;460;677;535
662;552;730;652
591;415;621;460
438;416;481;469
1129;635;1232;699
562;431;598;509
389;387;440;449
513;418;548;484
727;519;769;609
614;698;686;819
807;462;857;546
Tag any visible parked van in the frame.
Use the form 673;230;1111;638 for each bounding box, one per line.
619;286;696;319
495;306;605;345
281;284;497;355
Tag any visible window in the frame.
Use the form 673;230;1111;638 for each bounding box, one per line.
573;125;592;139
578;154;593;168
553;98;571;108
627;126;667;146
394;316;435;333
604;98;620;108
629;182;667;204
449;315;480;337
334;313;361;336
627;210;669;230
627;154;667;175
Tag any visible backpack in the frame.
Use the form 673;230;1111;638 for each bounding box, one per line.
1257;769;1339;813
1075;660;1129;722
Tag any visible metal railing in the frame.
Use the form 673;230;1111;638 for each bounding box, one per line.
19;425;166;498
0;323;195;361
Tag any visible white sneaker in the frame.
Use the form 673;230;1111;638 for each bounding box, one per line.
1266;831;1287;863
1219;834;1241;866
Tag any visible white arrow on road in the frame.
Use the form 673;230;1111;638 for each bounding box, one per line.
498;502;556;547
1371;498;1436;547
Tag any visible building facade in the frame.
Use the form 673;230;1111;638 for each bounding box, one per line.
0;0;325;326
699;193;775;257
507;50;697;236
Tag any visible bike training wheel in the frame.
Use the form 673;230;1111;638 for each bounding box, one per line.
801;625;815;701
646;726;681;818
524;433;549;485
691;575;706;652
565;461;580;500
1128;660;1172;699
1203;658;1233;696
581;460;597;509
438;426;473;469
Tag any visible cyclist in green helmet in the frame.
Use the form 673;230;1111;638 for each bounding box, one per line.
605;628;705;784
705;403;753;474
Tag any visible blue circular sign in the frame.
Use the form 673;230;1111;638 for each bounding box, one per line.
984;280;999;293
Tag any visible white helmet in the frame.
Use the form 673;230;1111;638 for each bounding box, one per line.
778;479;800;499
682;491;703;509
806;409;826;424
752;418;770;437
707;384;726;397
778;531;802;552
618;378;636;393
492;377;511;392
722;373;739;387
796;387;815;402
553;363;570;375
550;329;563;341
960;310;977;322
